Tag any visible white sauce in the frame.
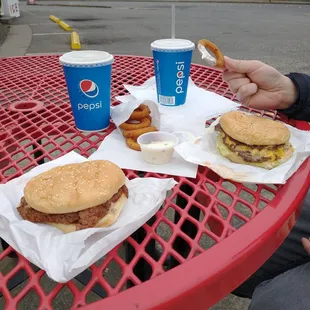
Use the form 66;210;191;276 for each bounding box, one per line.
144;141;175;149
140;141;175;165
197;43;216;67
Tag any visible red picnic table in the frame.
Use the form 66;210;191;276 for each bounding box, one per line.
1;55;310;310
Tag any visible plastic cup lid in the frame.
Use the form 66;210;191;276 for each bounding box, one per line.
59;50;114;66
151;38;195;51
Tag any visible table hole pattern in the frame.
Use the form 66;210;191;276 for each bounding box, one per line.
221;181;237;193
172;236;191;259
234;202;253;219
120;280;135;292
0;55;292;309
156;221;173;242
52;286;74;309
18;288;41;309
261;187;276;200
205;215;224;237
103;260;123;288
230;215;247;229
117;241;135;263
199;233;217;250
145;239;164;262
9;270;30;298
39;274;58;295
133;257;153;281
215;204;229;220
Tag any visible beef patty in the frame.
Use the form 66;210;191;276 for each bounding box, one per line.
215;124;286;163
17;185;128;230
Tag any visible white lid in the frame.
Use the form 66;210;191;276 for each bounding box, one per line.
151;38;195;51
59;50;114;66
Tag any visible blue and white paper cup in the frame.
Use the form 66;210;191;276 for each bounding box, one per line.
151;39;195;107
59;50;114;132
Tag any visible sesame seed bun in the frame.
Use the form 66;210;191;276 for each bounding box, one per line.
219;111;290;146
24;160;126;214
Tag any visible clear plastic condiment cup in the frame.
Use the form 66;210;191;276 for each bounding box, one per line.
137;132;179;165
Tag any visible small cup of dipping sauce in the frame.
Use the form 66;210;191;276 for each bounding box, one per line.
137;132;178;165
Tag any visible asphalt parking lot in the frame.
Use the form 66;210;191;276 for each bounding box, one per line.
16;1;310;74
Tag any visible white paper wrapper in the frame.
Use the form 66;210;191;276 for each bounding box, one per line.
116;76;240;137
100;97;199;178
89;129;198;178
175;118;310;184
91;76;240;178
0;151;177;282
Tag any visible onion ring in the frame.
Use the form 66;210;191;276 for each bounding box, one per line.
197;39;225;68
129;104;151;120
126;138;141;151
123;126;158;139
119;117;151;131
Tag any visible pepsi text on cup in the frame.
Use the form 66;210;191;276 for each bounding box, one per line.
176;61;185;94
62;65;112;131
152;49;193;106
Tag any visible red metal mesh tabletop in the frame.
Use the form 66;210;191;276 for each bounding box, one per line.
1;55;310;310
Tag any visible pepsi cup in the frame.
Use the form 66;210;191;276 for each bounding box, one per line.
151;39;195;107
59;50;114;132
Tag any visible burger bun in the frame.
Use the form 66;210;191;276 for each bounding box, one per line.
24;160;126;214
219;111;290;146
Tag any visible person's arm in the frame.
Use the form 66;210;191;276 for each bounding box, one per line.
222;58;310;121
278;73;310;121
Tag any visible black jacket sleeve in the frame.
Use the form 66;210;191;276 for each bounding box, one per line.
278;73;310;121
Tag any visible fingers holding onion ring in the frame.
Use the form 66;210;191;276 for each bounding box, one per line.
197;39;225;68
119;117;151;131
123;126;158;139
129;104;151;120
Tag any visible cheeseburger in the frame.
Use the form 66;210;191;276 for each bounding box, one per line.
215;111;294;169
17;160;128;233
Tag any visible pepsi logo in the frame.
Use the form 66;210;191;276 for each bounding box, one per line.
176;61;185;94
80;80;99;98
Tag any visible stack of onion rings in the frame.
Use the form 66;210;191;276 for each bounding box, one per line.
119;104;158;151
129;104;150;120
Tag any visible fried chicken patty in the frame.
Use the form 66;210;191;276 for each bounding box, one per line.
17;185;128;230
215;124;290;163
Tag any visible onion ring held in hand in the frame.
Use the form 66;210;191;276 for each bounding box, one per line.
197;39;225;68
129;104;151;120
126;138;141;151
123;126;158;139
119;117;151;131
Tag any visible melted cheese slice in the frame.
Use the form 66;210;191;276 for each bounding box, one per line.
221;131;287;161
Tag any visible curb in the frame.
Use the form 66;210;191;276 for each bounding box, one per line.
71;31;81;50
49;15;60;23
47;15;80;49
0;17;16;25
0;25;32;57
58;21;72;31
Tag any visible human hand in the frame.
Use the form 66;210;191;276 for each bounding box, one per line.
302;237;310;256
222;56;297;110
